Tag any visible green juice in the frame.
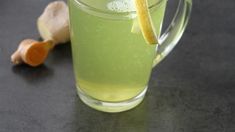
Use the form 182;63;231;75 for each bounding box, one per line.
69;0;167;102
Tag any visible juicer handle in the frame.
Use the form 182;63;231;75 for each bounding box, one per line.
153;0;192;67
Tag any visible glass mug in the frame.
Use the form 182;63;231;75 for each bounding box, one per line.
68;0;192;112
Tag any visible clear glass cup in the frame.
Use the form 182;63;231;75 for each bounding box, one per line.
68;0;192;112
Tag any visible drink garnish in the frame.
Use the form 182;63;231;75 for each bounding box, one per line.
134;0;158;44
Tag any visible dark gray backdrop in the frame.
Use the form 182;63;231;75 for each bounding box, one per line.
0;0;234;132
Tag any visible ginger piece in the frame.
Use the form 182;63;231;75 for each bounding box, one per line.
37;1;70;44
11;1;70;67
11;39;54;67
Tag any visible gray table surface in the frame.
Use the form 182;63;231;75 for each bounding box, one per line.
0;0;235;132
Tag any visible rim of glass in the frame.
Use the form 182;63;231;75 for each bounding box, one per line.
73;0;165;16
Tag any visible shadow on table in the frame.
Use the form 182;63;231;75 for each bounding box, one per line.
47;41;72;65
10;41;72;84
65;98;149;132
11;64;54;84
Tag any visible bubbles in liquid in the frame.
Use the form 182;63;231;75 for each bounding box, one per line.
107;0;135;12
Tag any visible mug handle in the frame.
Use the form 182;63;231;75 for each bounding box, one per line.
153;0;192;67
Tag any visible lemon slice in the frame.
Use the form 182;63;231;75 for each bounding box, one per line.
134;0;158;44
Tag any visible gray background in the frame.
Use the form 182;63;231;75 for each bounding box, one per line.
0;0;234;132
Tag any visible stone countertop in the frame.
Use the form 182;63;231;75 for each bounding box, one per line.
0;0;234;132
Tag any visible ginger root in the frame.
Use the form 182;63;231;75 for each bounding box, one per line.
11;39;54;67
11;1;70;67
37;1;70;44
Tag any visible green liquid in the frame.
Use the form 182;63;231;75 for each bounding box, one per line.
69;0;166;102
